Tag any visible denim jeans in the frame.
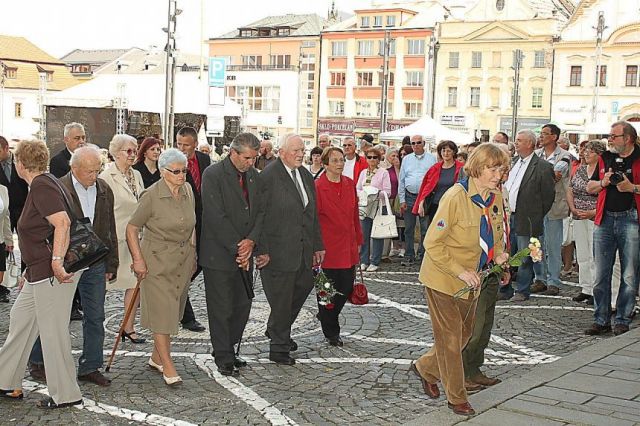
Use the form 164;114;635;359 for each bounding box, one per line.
29;262;107;375
403;192;429;260
500;214;544;298
360;217;384;266
592;209;639;327
541;216;563;287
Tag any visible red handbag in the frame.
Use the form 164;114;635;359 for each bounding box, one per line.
349;265;369;305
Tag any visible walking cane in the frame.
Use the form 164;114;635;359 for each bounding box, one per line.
105;276;142;372
235;267;261;357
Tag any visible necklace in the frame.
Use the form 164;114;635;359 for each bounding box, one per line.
116;164;139;200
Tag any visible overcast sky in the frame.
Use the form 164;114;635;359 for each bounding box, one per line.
1;0;371;58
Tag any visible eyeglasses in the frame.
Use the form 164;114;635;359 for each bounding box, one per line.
366;156;379;160
164;167;188;175
608;134;625;140
342;144;354;148
121;149;138;156
411;141;423;145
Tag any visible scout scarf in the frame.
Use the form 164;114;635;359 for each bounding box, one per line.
459;177;495;270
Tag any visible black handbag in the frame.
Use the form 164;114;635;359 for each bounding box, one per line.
46;174;110;273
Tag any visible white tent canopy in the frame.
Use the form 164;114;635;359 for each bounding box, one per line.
379;115;474;146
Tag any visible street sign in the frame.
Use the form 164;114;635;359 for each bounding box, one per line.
612;101;619;115
208;57;226;87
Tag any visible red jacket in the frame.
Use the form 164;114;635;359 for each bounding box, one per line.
315;174;363;268
352;154;369;183
412;161;464;215
595;155;640;225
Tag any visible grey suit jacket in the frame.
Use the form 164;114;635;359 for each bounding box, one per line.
199;157;264;271
514;154;555;236
259;158;324;272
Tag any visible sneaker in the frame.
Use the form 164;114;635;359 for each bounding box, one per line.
509;293;528;302
541;286;559;296
360;264;368;271
401;258;414;267
585;323;611;335
389;248;400;257
530;280;547;293
572;293;591;302
366;265;379;272
398;249;405;258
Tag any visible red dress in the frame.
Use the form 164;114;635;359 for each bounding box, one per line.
315;174;363;269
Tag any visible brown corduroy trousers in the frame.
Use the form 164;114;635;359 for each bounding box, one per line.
415;287;478;405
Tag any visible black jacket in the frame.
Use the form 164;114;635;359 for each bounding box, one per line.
513;154;555;237
49;148;72;178
0;154;29;230
185;150;211;251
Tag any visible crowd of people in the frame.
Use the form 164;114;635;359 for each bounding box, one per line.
0;119;637;415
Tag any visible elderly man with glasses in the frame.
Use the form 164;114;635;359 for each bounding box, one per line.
341;136;368;181
398;135;437;266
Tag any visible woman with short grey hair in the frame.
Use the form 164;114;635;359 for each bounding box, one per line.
100;134;146;343
126;148;196;386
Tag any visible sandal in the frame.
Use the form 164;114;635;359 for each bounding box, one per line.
36;396;83;409
0;389;23;400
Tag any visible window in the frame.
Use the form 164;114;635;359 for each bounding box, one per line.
329;101;345;116
45;71;53;82
301;41;316;48
490;87;500;108
227;86;280;112
531;88;543;109
405;71;424;87
386;15;396;27
496;0;505;10
570;66;582;86
534;50;545;68
470;87;480;107
626;65;638;87
373;16;382;27
357;40;374;56
355;101;373;117
378;39;396;56
269;54;291;69
330;72;345;86
471;51;482;68
357;72;374;86
449;52;459;68
331;41;347;56
510;89;521;108
492;51;501;68
361;16;370;27
5;67;17;79
407;39;425;55
597;65;607;87
277;27;290;36
14;103;22;118
378;71;394;86
404;102;422;118
447;87;457;107
376;101;393;116
241;55;262;68
72;64;91;73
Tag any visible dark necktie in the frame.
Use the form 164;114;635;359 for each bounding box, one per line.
238;172;249;207
291;169;306;206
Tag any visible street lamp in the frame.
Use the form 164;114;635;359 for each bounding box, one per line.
163;0;180;148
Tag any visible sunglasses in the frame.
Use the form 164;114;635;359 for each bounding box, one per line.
164;167;188;175
121;148;138;156
366;156;379;160
411;141;423;145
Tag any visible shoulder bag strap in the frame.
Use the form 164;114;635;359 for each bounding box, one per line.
44;173;78;221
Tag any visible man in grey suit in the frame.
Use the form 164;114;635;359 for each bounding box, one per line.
200;133;267;376
503;130;555;301
259;133;325;365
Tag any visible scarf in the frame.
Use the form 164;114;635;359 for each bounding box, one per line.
459;177;495;270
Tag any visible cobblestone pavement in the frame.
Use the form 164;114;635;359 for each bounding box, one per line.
0;258;621;425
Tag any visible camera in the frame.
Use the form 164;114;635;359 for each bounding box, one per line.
609;157;626;185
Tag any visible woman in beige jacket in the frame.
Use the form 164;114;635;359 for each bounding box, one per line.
0;185;14;300
99;134;146;343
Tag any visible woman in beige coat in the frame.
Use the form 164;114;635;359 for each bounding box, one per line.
0;185;14;300
99;134;146;343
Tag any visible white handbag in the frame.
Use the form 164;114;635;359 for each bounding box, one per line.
2;252;20;288
371;192;398;239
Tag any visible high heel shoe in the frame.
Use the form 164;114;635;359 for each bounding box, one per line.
163;375;182;386
148;358;163;374
121;331;146;344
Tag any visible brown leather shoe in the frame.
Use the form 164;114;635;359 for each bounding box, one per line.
464;380;484;393
584;323;611;335
409;362;440;399
541;285;560;296
613;324;629;336
78;371;111;387
28;363;46;381
448;402;476;416
530;280;547;293
468;373;501;387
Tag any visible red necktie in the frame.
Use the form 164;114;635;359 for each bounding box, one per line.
239;173;249;206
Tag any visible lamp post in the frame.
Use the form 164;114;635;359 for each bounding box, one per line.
162;0;181;148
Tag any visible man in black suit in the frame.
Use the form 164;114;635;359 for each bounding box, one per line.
259;133;325;365
49;122;86;178
503;129;555;301
176;126;210;333
200;133;266;376
0;136;28;303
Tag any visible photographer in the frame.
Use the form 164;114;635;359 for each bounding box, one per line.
585;121;640;336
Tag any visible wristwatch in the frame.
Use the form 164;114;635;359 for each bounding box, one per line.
52;256;63;262
634;185;639;194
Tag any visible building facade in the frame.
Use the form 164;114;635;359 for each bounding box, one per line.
318;2;450;141
552;0;640;133
208;14;326;146
433;0;574;140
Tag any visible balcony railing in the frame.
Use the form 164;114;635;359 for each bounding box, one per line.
226;64;297;72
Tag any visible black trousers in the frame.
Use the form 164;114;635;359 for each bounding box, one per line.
317;267;355;338
203;267;252;367
180;233;203;325
261;259;313;354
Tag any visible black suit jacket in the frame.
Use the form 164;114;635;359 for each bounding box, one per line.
259;158;324;272
0;155;28;230
49;148;72;178
514;154;555;237
199;157;264;271
185;151;211;250
59;173;119;274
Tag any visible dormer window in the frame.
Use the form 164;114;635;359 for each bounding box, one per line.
496;0;505;11
5;67;17;79
361;16;370;27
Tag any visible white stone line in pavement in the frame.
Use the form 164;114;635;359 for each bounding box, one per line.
23;380;197;426
344;334;431;347
366;271;419;275
243;357;555;366
489;335;560;362
367;291;431;320
366;277;423;286
193;355;297;426
495;305;592;311
531;294;574;301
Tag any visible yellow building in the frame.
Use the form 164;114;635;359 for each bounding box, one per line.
433;0;575;140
